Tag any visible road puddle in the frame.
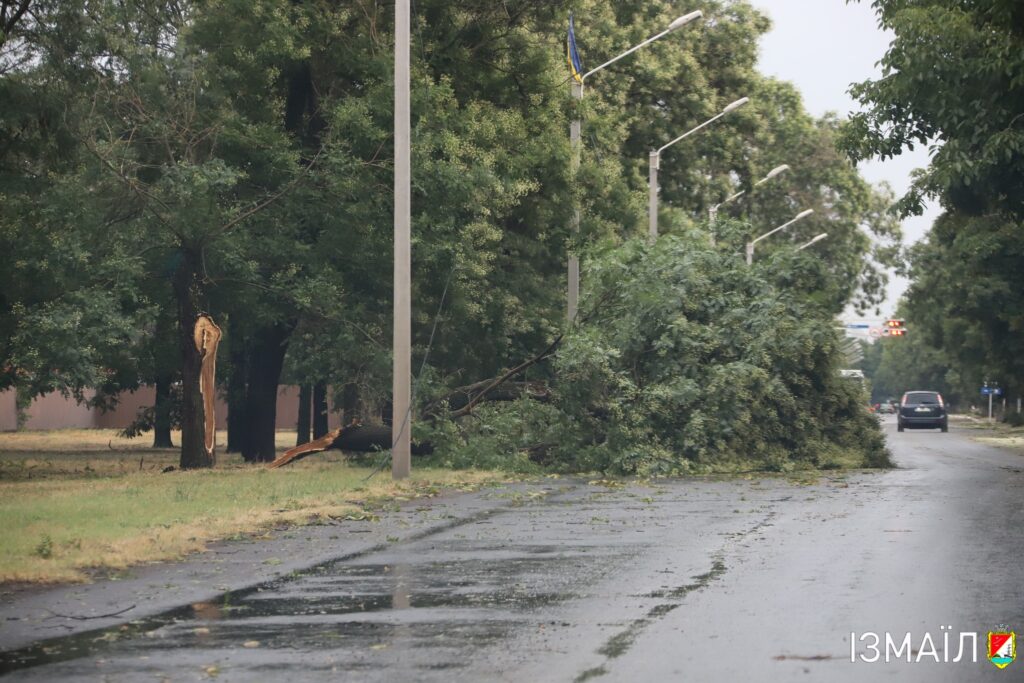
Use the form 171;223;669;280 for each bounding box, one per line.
0;542;621;679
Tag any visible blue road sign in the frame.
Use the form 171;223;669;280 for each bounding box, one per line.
981;387;1003;396
844;324;870;329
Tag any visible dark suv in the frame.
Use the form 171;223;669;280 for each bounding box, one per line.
897;391;948;432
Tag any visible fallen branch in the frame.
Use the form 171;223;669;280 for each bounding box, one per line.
44;604;136;621
268;425;349;469
449;334;563;418
271;334;562;470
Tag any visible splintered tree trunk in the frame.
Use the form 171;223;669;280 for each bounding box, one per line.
313;381;329;439
241;323;293;463
296;384;312;446
174;249;212;469
152;373;174;448
226;330;248;454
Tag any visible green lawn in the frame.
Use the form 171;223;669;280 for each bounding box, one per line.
0;430;502;583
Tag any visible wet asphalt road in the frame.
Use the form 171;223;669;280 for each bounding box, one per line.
1;417;1023;681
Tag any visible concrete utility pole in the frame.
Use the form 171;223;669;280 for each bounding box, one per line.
392;0;411;479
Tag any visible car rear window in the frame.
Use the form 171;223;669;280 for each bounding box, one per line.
903;392;940;405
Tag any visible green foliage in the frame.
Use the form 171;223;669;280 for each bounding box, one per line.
843;0;1024;409
842;0;1024;220
435;233;890;475
2;1;901;470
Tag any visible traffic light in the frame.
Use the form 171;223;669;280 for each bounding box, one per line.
884;319;907;337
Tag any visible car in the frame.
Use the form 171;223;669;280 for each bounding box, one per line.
897;391;948;432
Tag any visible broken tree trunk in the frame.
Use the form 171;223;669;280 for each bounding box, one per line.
194;316;223;461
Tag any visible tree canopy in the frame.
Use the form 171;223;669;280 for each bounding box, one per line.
1;0;898;468
842;0;1024;405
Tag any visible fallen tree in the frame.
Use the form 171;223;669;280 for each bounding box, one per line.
268;343;559;470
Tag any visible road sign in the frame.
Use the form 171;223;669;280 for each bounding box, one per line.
981;387;1003;396
845;324;870;329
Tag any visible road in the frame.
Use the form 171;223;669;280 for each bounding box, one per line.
2;418;1022;681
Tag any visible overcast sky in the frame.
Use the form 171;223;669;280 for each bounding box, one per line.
748;0;939;316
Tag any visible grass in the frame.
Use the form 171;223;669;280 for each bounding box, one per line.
0;429;506;584
952;415;1024;455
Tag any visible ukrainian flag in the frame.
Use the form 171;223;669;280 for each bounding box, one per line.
568;13;583;83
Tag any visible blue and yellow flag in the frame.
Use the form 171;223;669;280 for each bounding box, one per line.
567;13;583;83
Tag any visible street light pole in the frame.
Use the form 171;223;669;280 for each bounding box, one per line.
568;10;703;322
392;0;411;480
568;80;582;324
709;164;790;225
798;233;828;251
648;97;749;242
708;164;789;245
745;208;814;265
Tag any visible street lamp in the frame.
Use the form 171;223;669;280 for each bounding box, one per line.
798;233;828;251
745;209;814;265
568;10;704;321
648;97;749;242
708;164;790;225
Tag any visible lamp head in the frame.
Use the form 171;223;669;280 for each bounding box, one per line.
668;10;704;32
764;164;790;180
723;97;750;114
796;209;815;220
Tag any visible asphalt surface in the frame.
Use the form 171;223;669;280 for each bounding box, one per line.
1;417;1022;681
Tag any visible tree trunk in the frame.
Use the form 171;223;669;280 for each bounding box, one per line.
296;383;312;446
173;247;211;469
152;372;174;448
313;381;328;438
241;322;294;463
342;382;361;424
226;329;248;454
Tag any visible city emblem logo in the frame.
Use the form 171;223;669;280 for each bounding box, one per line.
987;629;1016;669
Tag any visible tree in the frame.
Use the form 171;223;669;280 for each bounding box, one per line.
842;0;1024;220
2;0;906;471
842;0;1024;402
431;230;890;474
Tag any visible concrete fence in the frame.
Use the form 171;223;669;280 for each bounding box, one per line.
0;386;339;432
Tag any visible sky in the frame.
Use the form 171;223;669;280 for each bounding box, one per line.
747;0;941;318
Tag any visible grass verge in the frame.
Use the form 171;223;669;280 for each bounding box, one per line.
0;430;506;584
950;414;1024;454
